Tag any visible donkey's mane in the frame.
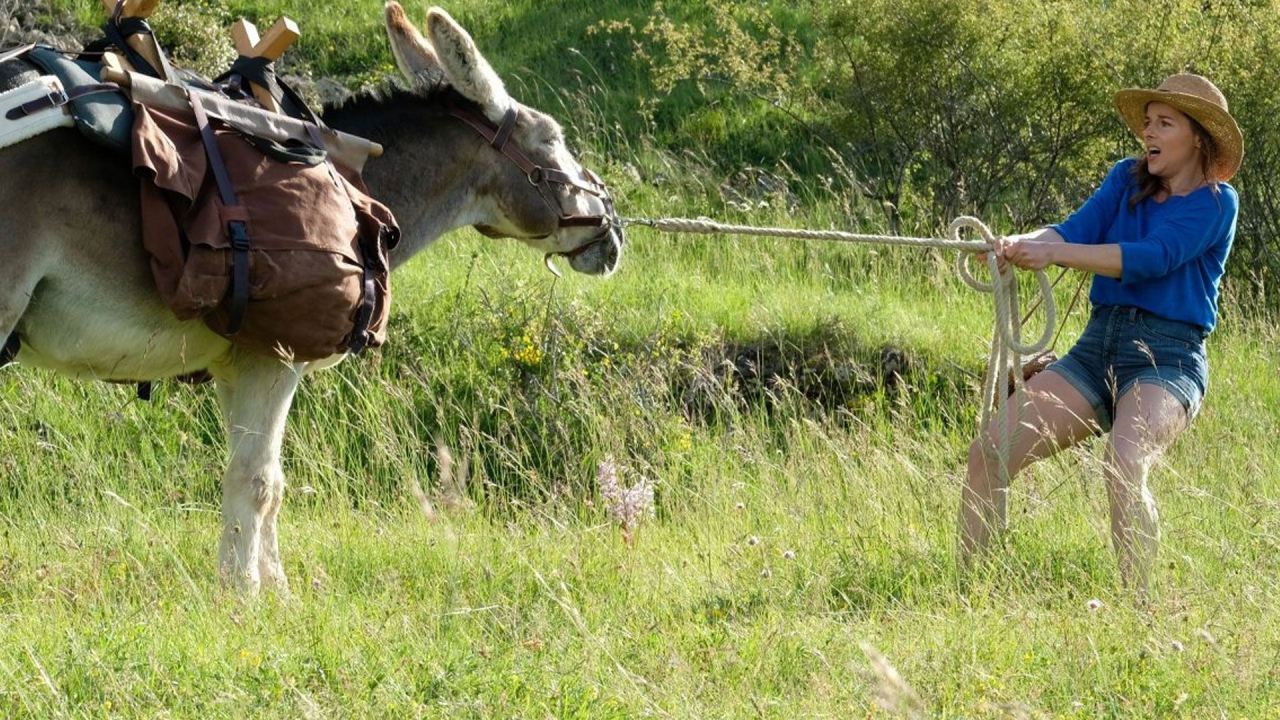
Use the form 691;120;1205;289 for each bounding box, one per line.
320;78;487;145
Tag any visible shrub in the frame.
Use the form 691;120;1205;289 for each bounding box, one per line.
619;0;1280;299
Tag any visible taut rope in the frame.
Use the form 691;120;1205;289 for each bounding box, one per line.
621;215;1058;484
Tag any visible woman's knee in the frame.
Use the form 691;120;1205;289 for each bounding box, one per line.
967;432;1003;475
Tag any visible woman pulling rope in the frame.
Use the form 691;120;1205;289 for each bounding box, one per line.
960;73;1243;600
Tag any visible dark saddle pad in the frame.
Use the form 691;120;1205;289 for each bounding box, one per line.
24;46;132;153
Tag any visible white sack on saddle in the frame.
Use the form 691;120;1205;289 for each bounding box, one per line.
119;70;378;172
0;76;75;151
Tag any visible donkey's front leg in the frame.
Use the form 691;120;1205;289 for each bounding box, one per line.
211;351;302;593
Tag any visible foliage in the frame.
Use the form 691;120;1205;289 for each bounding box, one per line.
0;0;18;45
7;1;1280;717
590;0;801;124
41;0;1278;294
150;1;236;79
615;0;1280;291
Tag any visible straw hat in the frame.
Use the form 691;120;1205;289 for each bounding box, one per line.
1113;73;1244;182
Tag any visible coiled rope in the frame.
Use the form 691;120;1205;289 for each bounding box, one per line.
621;215;1058;482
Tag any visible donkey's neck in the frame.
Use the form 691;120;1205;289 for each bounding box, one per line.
322;89;488;270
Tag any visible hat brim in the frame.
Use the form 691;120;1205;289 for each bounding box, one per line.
1113;88;1244;182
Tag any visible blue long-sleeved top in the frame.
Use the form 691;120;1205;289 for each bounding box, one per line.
1051;157;1238;331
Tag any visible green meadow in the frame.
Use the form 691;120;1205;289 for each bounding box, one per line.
4;0;1280;717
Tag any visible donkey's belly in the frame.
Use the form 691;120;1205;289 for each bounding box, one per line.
15;280;230;382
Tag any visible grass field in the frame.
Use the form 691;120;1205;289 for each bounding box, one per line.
6;1;1280;718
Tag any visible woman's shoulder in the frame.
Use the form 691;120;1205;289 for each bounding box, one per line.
1210;181;1240;218
1187;179;1238;207
1174;180;1239;224
1214;180;1239;204
1110;157;1140;174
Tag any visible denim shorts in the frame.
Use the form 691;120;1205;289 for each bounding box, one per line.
1045;305;1209;432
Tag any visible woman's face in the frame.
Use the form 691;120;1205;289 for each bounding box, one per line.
1142;101;1202;179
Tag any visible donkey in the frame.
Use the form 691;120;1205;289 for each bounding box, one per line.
0;3;623;592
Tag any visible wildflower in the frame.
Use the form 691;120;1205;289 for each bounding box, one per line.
782;550;796;560
760;568;772;578
596;456;655;535
1086;598;1103;612
734;502;745;511
1170;640;1184;652
746;536;760;546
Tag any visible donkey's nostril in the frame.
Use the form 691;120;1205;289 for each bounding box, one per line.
603;231;623;272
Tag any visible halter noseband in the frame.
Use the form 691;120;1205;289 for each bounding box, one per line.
449;101;619;274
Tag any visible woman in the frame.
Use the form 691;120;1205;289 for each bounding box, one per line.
959;74;1242;597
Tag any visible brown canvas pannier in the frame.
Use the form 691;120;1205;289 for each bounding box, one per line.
131;98;399;362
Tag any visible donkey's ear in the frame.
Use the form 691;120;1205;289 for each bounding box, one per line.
384;2;442;86
426;7;511;123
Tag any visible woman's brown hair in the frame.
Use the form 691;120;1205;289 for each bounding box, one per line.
1129;114;1220;210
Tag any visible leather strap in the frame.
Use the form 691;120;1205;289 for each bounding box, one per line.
490;106;518;150
448;101;615;230
0;333;19;367
101;11;172;80
189;90;251;335
346;271;377;355
4;83;120;121
216;55;322;125
315;120;380;356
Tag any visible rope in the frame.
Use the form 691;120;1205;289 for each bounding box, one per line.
621;214;1058;486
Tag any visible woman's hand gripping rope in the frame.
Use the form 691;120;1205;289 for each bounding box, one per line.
953;217;1057;491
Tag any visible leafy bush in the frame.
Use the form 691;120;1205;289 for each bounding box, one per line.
151;1;236;80
618;0;1280;299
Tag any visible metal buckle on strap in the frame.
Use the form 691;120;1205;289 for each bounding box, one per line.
40;88;68;110
4;87;69;121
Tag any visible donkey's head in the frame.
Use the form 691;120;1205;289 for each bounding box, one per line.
384;3;623;276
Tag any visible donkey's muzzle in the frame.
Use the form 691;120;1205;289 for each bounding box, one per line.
565;224;623;276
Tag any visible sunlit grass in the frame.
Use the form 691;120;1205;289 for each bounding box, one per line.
6;1;1280;718
3;209;1278;716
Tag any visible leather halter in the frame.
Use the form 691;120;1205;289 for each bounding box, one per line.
448;101;619;267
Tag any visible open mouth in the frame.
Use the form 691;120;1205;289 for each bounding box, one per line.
564;226;623;276
1147;147;1162;161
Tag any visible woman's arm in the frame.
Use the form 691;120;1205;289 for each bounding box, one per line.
1001;230;1123;278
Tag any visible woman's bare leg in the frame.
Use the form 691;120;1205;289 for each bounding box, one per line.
1104;383;1188;600
960;369;1101;567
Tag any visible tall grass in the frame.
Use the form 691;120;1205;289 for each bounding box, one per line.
3;1;1280;717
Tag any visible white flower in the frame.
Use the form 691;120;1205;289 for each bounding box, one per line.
596;456;655;532
782;550;796;560
1086;598;1103;612
746;536;760;546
